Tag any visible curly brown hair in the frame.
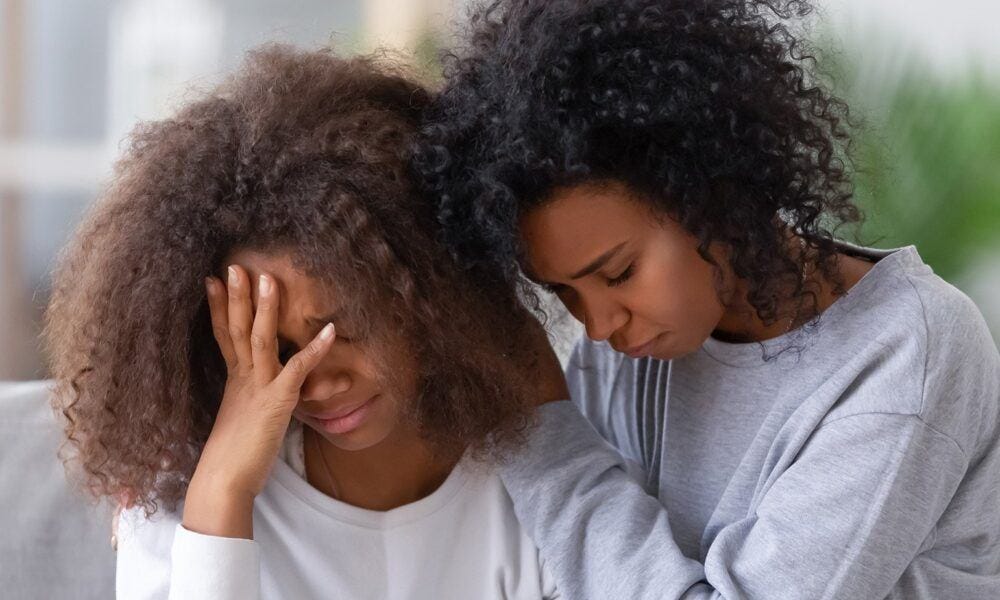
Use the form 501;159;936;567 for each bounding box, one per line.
43;45;538;514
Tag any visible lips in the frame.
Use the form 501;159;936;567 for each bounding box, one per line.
303;395;380;436
303;396;377;421
620;335;659;357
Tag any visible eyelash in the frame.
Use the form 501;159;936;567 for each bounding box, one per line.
607;263;635;287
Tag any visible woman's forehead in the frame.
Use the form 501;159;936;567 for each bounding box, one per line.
225;248;337;313
519;184;651;279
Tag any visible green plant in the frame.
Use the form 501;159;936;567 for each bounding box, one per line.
849;70;1000;281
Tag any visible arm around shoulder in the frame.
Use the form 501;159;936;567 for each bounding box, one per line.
500;400;976;599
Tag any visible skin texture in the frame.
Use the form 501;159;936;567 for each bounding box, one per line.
521;181;875;360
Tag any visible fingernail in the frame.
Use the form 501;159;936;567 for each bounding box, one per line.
228;266;238;286
204;277;215;293
319;323;335;340
258;274;270;296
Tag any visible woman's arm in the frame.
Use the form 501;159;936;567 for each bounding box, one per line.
116;506;261;600
182;268;334;539
116;268;335;599
500;401;969;599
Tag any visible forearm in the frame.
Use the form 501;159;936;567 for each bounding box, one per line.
501;403;965;599
501;401;705;598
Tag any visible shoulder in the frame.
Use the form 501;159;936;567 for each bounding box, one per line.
859;246;993;355
833;246;994;374
901;259;1000;455
828;246;999;455
901;259;995;359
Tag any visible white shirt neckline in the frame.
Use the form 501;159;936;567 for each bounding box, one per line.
268;419;474;530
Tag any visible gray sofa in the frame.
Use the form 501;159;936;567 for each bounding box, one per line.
0;380;116;599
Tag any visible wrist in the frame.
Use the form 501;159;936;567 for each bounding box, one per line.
182;473;256;539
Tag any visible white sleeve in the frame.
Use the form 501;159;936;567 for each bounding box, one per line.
116;507;260;600
116;507;175;599
168;525;260;600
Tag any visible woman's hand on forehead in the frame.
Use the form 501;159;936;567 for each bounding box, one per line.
181;264;337;540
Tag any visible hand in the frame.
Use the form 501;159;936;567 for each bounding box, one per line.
182;265;335;538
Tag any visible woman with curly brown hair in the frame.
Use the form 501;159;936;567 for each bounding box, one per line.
416;0;1000;598
44;45;559;599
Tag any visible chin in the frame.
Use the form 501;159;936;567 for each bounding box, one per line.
649;336;701;361
318;427;393;452
304;420;394;452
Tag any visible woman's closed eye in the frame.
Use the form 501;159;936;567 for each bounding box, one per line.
606;263;635;287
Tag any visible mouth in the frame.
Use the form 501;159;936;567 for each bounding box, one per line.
620;335;660;358
303;395;380;435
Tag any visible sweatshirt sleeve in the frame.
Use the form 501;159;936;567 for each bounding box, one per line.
167;525;260;600
116;507;260;600
499;401;967;599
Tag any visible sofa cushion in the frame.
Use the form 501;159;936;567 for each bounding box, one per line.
0;380;115;599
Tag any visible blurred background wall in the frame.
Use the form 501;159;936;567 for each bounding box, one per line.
0;0;998;380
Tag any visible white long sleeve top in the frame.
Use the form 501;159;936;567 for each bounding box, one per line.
116;420;558;599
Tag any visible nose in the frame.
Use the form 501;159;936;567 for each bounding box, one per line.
580;294;629;342
299;366;352;404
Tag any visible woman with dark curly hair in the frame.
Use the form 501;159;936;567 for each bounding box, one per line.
417;0;1000;597
44;45;560;598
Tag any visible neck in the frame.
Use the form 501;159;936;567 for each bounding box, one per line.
712;240;874;343
304;426;457;512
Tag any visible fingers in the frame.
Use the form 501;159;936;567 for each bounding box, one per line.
226;265;255;371
273;323;335;396
250;273;281;383
205;277;237;369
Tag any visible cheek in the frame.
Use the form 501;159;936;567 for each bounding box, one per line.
361;393;409;445
632;251;724;328
360;351;417;420
377;395;407;433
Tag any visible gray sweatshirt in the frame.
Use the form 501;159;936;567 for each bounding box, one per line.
501;245;1000;599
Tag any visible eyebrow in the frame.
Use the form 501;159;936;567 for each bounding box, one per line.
568;242;628;280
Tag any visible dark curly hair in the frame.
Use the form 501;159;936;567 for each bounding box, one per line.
43;45;537;514
416;0;863;324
